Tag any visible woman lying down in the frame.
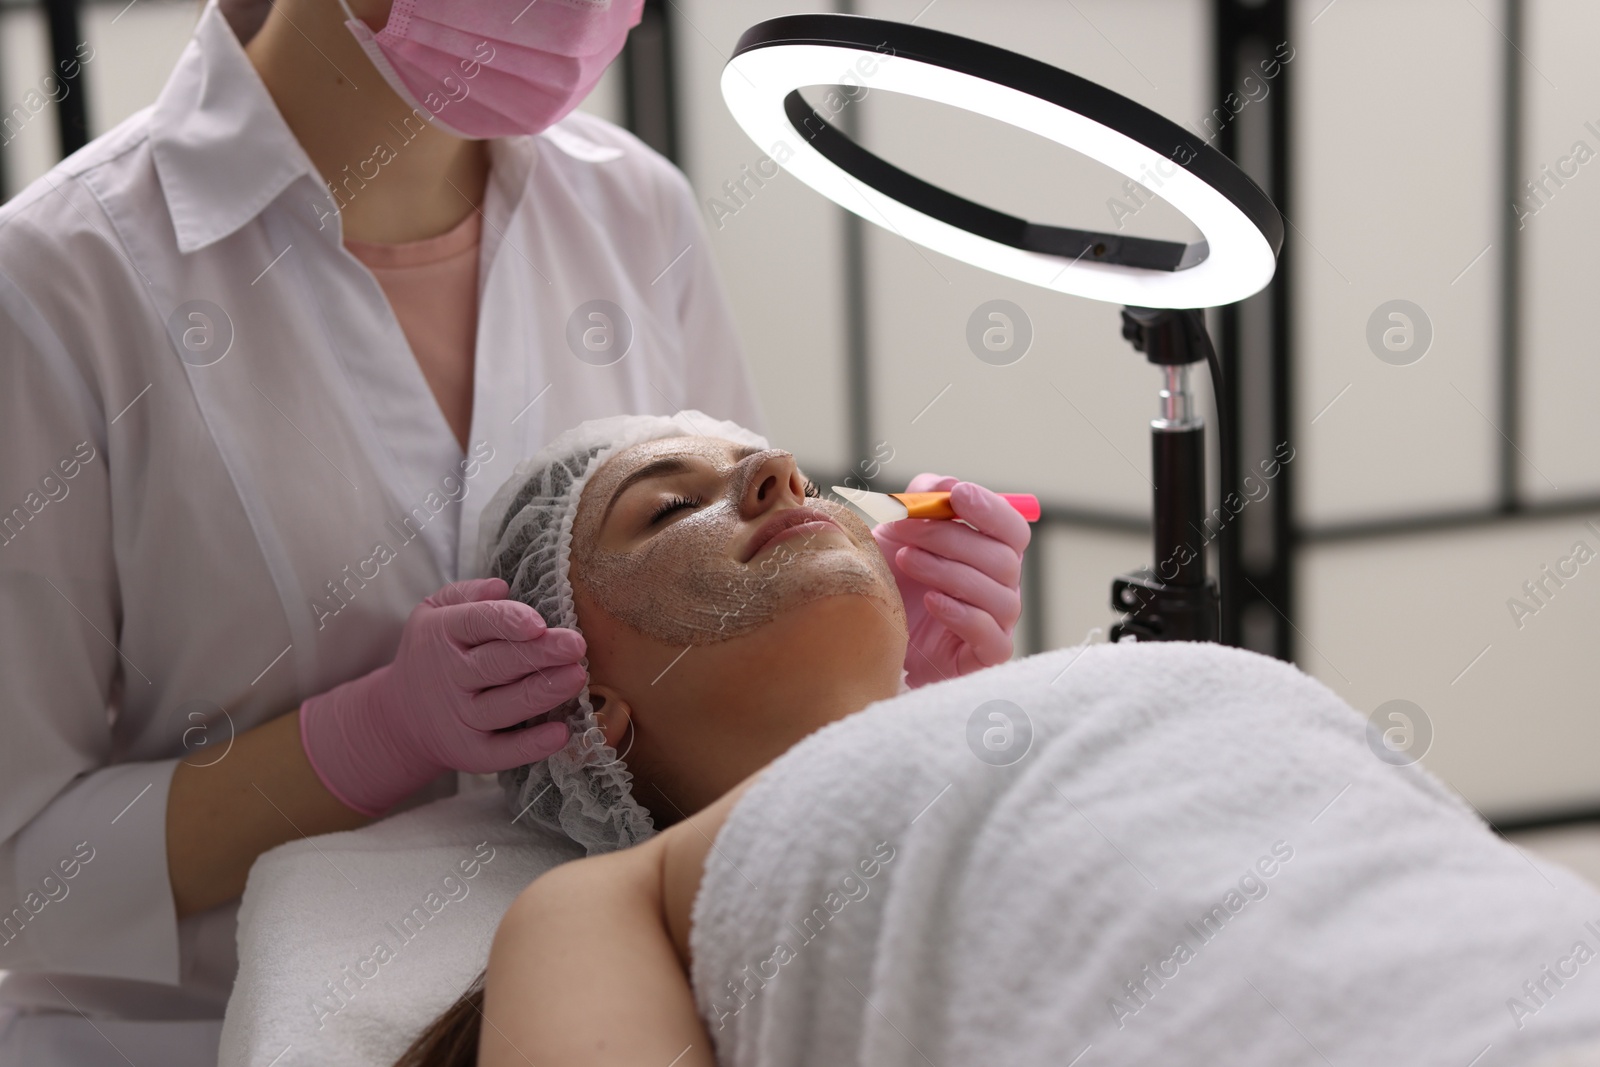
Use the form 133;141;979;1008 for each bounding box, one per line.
397;411;1600;1067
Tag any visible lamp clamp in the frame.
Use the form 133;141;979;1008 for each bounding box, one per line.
1120;306;1212;367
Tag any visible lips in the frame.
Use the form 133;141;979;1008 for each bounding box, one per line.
741;506;845;562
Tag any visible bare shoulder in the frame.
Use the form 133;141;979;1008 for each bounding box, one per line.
500;838;664;938
482;826;716;1067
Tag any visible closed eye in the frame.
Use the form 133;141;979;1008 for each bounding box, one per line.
650;494;702;525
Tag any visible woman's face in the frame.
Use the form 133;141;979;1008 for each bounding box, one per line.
571;436;902;646
567;436;907;820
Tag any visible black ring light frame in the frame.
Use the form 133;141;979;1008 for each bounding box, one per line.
743;15;1282;276
725;14;1286;643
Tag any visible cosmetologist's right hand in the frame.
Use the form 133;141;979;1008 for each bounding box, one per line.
298;578;584;817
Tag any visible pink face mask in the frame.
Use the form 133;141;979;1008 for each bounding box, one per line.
337;0;645;140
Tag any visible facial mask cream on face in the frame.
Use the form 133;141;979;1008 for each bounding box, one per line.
570;440;903;647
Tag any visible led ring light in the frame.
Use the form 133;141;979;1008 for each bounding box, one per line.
721;14;1283;309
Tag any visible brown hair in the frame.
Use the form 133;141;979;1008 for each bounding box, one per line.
391;969;486;1067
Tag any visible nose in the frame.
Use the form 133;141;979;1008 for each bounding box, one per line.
735;450;807;519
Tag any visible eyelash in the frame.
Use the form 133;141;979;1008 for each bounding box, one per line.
650;494;702;524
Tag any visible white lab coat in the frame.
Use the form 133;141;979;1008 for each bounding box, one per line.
0;0;762;1061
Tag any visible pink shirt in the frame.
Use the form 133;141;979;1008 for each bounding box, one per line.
346;210;482;451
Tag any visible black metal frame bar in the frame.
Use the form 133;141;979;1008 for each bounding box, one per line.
1498;0;1523;513
1213;0;1294;658
621;0;678;163
0;0;90;200
1493;806;1600;838
42;0;88;158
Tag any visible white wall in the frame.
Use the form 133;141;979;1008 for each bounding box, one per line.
1286;0;1600;817
675;0;854;472
1522;0;1600;501
1292;0;1503;526
1300;514;1600;818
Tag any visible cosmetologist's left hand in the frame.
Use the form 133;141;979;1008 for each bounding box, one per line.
871;473;1031;688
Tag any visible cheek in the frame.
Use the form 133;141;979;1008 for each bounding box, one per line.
571;583;638;680
586;510;736;594
574;572;702;684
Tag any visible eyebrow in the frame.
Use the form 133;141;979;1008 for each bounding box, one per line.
601;444;765;527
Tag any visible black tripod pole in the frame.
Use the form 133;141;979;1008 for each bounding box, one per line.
1110;307;1220;642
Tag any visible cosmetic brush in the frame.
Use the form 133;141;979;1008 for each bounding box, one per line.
833;486;1041;524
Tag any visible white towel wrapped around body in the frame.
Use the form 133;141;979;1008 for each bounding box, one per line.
690;641;1600;1067
218;785;582;1067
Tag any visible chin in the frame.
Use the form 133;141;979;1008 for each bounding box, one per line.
767;593;905;684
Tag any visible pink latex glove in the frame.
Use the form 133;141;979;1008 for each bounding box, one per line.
872;475;1032;688
299;578;586;817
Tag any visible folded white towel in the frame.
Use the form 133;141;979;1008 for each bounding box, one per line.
691;641;1600;1067
219;785;582;1067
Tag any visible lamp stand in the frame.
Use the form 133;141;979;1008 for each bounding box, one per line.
1109;307;1221;643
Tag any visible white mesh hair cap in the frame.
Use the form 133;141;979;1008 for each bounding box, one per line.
476;411;769;855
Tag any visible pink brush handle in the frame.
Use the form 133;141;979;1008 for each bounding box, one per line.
891;492;1041;522
999;494;1042;522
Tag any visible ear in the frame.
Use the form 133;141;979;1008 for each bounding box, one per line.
587;684;633;750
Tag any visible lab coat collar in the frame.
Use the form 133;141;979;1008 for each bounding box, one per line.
150;0;543;255
480;135;536;268
149;0;322;254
